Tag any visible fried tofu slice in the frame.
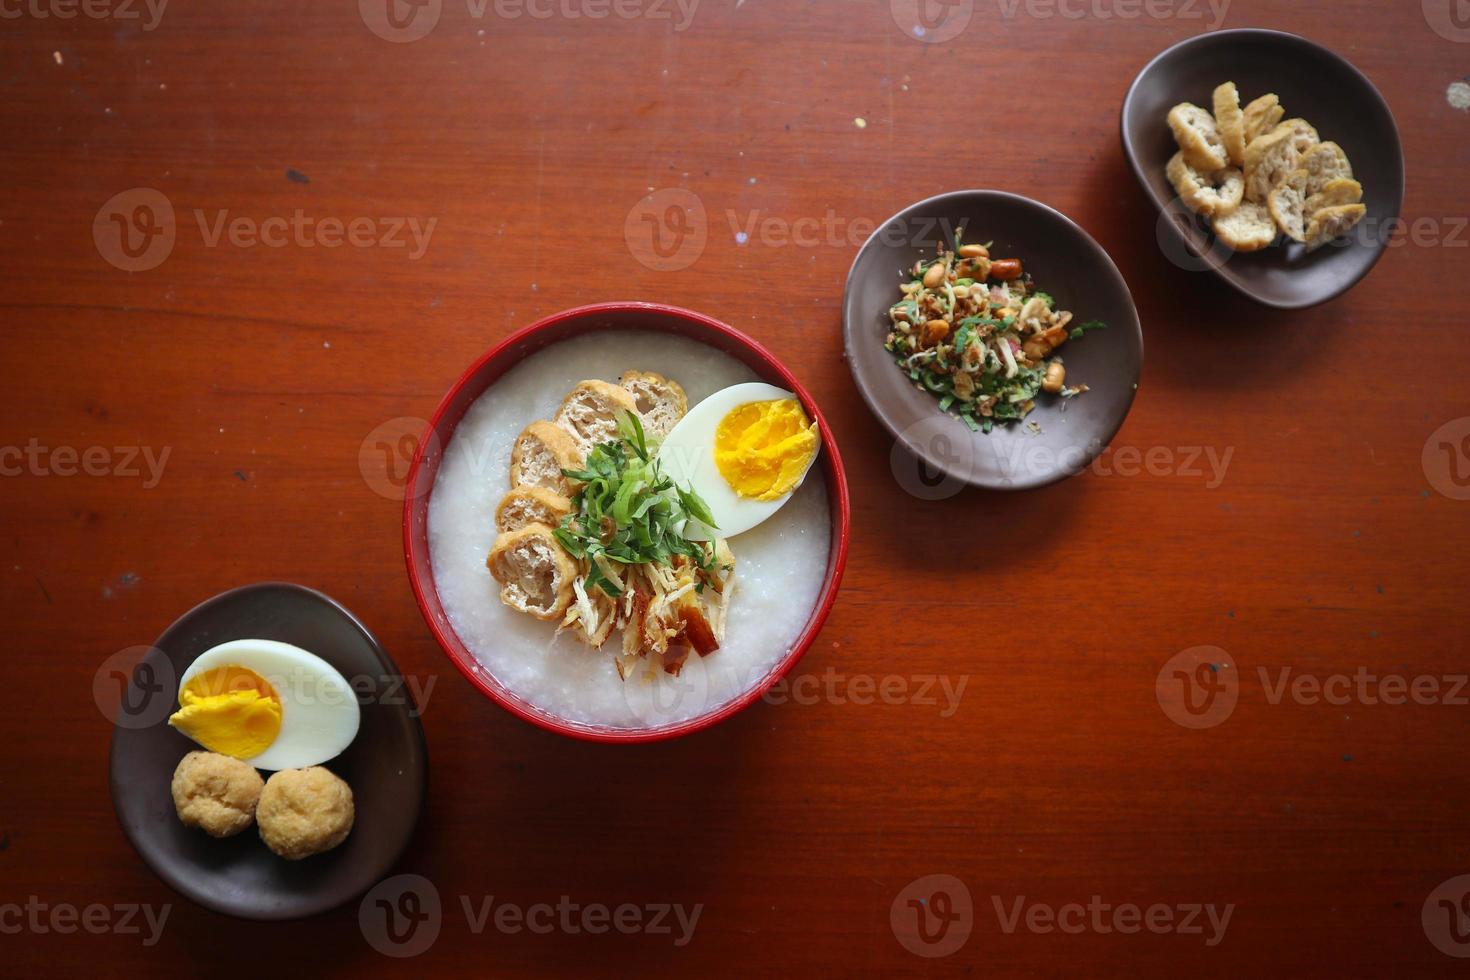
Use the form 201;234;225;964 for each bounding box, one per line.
510;420;582;496
618;370;688;439
486;522;577;621
554;380;640;456
1213;82;1246;167
1169;102;1229;171
1213;200;1278;252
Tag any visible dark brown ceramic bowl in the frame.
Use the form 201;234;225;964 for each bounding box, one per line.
109;582;428;920
843;190;1143;491
1121;28;1404;310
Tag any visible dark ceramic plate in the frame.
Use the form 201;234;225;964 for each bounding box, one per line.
843;190;1143;491
109;582;428;920
1121;28;1404;310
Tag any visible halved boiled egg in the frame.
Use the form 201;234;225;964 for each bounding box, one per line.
656;382;820;539
168;639;361;771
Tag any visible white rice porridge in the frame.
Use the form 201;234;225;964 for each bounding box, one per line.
427;329;832;729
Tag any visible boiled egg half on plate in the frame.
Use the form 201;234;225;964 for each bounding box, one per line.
656;382;820;539
167;639;361;771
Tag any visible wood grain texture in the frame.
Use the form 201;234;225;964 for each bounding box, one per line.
2;0;1469;975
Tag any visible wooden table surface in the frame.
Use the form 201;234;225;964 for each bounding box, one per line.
3;0;1469;975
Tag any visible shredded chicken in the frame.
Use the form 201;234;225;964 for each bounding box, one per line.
557;545;735;677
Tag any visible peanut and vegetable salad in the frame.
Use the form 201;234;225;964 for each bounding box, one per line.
885;236;1105;432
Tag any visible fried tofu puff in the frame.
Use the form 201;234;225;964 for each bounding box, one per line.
171;751;265;838
256;766;355;860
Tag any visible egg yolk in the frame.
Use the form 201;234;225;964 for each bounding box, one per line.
167;665;282;760
713;398;818;501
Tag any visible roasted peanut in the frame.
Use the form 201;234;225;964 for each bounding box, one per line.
956;257;991;280
1023;325;1070;363
989;258;1023;280
958;243;990;259
922;262;946;288
1042;361;1066;393
1039;325;1070;350
921;319;950;346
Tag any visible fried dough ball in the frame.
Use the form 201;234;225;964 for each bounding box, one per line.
256;767;355;860
171;751;264;838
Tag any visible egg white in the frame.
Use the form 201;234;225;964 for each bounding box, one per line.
655;382;820;540
178;639;361;771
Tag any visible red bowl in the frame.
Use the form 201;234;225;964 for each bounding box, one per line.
402;302;850;742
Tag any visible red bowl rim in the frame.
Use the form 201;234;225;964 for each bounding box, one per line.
401;301;851;743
